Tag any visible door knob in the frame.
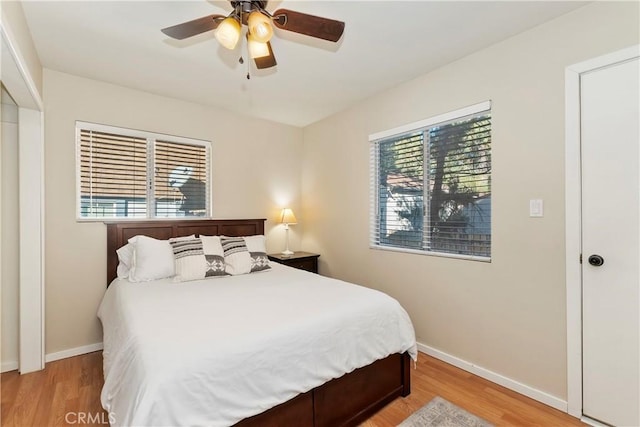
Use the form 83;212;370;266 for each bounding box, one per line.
588;254;604;267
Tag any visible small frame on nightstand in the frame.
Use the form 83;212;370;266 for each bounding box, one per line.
268;252;320;274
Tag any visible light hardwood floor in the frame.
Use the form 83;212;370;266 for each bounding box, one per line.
1;351;584;426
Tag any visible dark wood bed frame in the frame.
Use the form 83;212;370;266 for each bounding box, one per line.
105;219;411;427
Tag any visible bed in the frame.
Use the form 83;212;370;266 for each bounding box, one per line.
100;219;416;427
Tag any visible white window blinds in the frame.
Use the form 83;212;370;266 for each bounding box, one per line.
372;132;425;249
369;102;491;260
154;140;209;218
79;129;148;218
77;122;211;220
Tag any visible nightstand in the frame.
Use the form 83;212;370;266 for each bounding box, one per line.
268;252;320;274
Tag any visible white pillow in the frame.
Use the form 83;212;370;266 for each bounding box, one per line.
244;235;266;252
116;243;134;279
128;235;194;282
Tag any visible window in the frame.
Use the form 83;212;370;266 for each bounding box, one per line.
369;101;491;260
77;122;211;220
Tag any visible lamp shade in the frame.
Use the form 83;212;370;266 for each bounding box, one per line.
280;208;297;225
247;33;270;58
247;11;274;43
215;17;241;50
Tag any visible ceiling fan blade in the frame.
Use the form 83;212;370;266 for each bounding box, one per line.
161;14;225;40
254;42;277;69
272;9;345;42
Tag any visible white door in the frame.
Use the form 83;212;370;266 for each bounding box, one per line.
581;57;639;426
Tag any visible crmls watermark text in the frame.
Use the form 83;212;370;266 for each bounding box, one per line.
65;412;116;425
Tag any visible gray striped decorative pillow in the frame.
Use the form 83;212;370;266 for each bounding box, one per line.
220;236;252;275
169;237;207;282
244;235;271;273
220;235;271;275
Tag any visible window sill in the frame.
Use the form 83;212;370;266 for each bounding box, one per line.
75;217;214;223
369;244;491;262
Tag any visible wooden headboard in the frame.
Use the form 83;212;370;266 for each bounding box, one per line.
105;219;266;285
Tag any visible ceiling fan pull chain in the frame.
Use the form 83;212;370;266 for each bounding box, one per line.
246;49;251;79
241;4;250;79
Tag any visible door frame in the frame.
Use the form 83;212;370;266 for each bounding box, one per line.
565;44;640;418
1;13;46;373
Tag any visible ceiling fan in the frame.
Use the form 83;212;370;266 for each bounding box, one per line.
161;1;345;71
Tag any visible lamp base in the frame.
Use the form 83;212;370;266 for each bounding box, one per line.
282;225;294;257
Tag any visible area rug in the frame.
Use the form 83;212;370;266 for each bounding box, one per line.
398;396;494;427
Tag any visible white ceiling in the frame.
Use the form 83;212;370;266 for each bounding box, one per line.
22;1;586;127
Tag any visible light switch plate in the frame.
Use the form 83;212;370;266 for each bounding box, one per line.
530;199;544;217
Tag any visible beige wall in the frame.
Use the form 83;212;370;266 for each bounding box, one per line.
1;0;43;99
44;69;304;353
1;87;19;369
301;2;639;401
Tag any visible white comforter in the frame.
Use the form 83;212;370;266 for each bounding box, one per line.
98;263;417;427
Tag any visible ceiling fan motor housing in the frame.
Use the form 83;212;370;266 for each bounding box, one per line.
231;1;268;24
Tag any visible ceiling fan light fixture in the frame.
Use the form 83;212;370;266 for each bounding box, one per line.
247;33;270;58
247;11;273;43
215;16;241;50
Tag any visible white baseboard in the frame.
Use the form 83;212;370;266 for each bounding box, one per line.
580;416;610;427
417;342;568;412
45;342;103;363
2;343;103;373
1;360;19;373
